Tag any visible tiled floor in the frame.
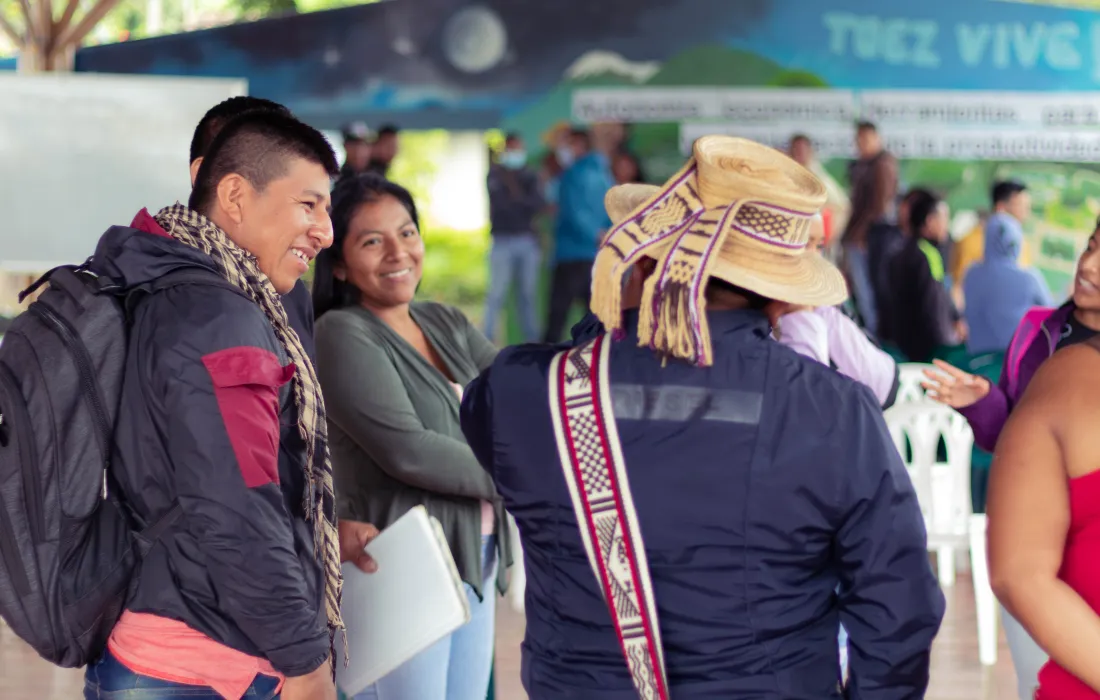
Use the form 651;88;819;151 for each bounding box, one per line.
1;573;1021;699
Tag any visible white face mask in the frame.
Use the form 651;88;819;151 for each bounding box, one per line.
499;150;527;169
556;146;575;168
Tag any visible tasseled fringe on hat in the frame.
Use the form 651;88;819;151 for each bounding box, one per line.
635;201;742;367
591;247;627;334
637;275;714;367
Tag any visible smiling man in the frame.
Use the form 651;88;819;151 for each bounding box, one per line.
187;96;319;360
82;111;346;700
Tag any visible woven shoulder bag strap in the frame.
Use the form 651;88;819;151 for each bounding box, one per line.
548;334;670;700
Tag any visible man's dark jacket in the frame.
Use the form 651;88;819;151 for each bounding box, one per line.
461;310;945;699
88;210;329;676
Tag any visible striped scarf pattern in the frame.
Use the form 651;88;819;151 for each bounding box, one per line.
154;204;345;654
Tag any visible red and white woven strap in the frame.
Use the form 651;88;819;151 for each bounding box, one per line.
548;334;670;700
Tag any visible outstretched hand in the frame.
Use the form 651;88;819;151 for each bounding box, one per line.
338;519;380;574
921;359;990;409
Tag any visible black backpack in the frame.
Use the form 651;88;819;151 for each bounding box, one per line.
0;260;230;667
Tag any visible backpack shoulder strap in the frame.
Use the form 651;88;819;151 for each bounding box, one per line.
116;268;240;554
123;268;246;321
548;335;670;700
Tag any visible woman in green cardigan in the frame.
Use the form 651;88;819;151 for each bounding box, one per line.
313;174;510;700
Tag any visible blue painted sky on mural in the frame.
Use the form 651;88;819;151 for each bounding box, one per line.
732;0;1100;90
9;0;1098;125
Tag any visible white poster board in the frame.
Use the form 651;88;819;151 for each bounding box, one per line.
0;72;247;273
573;86;1100;162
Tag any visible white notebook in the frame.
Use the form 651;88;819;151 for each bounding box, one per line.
334;506;471;696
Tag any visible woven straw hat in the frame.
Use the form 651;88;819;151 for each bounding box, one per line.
593;135;848;366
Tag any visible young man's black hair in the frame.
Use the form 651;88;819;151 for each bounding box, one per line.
190;110;338;215
189;96;290;164
991;180;1027;207
374;124;399;139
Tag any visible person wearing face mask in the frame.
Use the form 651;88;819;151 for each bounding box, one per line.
544;126;615;342
312;174;511;700
483;133;545;342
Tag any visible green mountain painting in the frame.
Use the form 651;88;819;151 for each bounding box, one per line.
501;43;828;180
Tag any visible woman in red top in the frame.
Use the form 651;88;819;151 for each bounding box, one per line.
989;236;1100;698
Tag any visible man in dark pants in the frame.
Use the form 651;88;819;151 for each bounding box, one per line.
543;127;614;342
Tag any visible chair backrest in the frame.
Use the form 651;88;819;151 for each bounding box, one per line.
896;363;936;404
884;401;975;541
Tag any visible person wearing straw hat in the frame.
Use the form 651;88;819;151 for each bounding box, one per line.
460;136;944;699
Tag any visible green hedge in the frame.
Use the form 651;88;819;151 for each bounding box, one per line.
418;227;490;310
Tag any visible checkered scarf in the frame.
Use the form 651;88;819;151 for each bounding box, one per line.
153;204;345;655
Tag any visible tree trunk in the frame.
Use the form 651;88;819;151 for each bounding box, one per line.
10;0;118;73
16;40;75;72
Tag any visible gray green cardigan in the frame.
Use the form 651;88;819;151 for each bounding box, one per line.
314;302;511;598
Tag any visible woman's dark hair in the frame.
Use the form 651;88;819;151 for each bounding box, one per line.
312;173;420;318
707;277;771;310
614;151;647;184
906;188;941;239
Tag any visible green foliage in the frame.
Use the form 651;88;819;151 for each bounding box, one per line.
84;0;380;45
386;129;448;214
1040;234;1078;262
646;45;783;86
417;226;489;309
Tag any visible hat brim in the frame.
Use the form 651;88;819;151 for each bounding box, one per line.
605;184;660;224
710;244;849;308
604;184;849;309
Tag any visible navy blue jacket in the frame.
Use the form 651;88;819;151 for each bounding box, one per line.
89;216;329;676
487;163;543;236
461;310;944;699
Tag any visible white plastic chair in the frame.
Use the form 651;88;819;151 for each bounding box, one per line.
896;362;937;404
884;400;998;665
506;512;525;613
897;362;975;577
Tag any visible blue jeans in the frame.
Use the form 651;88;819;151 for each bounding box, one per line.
352;536;498;700
84;649;281;698
483;234;541;343
843;244;878;337
1003;608;1047;700
838;624;849;680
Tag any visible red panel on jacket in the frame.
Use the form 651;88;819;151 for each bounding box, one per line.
202;347;296;488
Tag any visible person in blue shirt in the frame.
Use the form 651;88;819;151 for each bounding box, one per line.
461;136;943;699
543;126;614;342
964;181;1052;355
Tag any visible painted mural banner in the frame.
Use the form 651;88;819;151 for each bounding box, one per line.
579;88;1100;161
571;84;1100;295
68;0;1100;297
573;87;1100;158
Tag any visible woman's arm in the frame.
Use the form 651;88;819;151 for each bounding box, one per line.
954;311;1038;451
989;346;1100;692
819;306;897;407
776;309;829;365
458;308;499;373
315;314;497;501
